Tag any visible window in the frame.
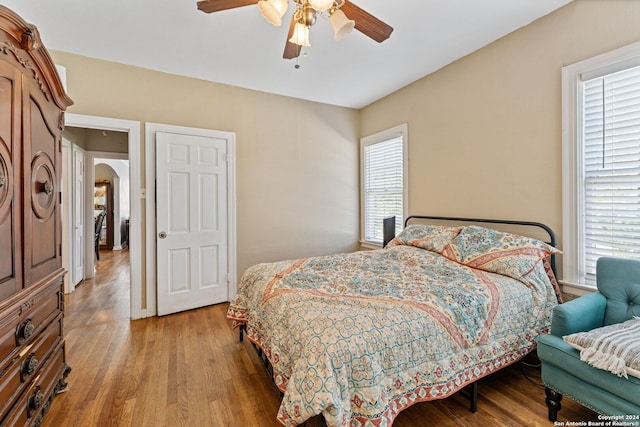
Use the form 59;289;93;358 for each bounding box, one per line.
360;124;408;247
562;41;640;291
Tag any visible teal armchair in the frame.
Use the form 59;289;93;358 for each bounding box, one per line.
537;257;640;421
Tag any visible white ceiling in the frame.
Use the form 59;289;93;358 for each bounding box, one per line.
3;0;573;109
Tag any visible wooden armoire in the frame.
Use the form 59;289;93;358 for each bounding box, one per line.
0;5;73;426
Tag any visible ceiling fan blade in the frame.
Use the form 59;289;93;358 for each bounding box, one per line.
341;1;393;43
283;16;302;59
197;0;259;14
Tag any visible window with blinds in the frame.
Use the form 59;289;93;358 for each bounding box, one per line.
582;65;640;285
361;127;406;245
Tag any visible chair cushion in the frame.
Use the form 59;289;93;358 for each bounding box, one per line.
596;257;640;325
563;317;640;379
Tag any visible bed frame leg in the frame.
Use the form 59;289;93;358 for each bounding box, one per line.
460;381;478;412
239;324;245;342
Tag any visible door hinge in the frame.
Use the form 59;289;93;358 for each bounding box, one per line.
59;243;62;256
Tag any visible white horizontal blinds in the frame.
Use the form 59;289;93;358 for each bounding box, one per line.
363;136;403;243
583;65;640;285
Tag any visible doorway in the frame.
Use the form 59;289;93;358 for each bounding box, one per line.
93;155;129;254
63;114;144;319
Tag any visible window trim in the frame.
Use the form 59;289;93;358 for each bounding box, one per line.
562;40;640;295
360;123;408;248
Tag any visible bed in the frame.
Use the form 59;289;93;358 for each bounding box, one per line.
227;216;562;426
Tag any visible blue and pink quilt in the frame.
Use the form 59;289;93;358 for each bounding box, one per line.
228;225;561;426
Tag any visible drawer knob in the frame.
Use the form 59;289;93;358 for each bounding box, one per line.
28;388;44;417
21;353;39;380
43;179;53;195
17;319;35;344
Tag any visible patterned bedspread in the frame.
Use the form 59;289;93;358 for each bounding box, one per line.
228;232;559;426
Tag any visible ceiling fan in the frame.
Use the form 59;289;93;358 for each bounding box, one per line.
196;0;393;60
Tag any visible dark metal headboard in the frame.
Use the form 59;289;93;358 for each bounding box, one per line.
383;215;557;275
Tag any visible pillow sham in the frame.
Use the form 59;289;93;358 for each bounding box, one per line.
441;225;560;280
563;317;640;379
386;224;462;254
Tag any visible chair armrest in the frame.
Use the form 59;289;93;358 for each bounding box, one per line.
537;332;578;356
550;292;607;337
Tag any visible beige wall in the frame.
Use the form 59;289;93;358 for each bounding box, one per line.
64;127;128;153
361;0;640;261
52;51;360;293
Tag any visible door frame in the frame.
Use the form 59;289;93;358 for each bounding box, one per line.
69;142;86;291
61;138;73;293
145;123;237;317
65;113;145;319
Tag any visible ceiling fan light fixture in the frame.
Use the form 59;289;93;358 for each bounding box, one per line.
289;22;311;47
258;0;288;26
301;3;317;27
329;9;355;40
308;0;334;13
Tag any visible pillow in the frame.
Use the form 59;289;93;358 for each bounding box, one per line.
441;225;560;280
563;317;640;379
386;224;462;254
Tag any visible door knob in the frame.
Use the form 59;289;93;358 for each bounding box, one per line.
158;232;167;239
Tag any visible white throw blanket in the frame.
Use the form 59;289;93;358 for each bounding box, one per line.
564;317;640;379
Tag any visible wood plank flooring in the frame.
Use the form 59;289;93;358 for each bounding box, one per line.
42;249;599;427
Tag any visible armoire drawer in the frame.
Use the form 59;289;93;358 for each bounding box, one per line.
0;314;62;422
1;341;66;427
0;280;62;370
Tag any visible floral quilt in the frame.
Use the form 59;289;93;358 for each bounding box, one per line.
227;227;560;427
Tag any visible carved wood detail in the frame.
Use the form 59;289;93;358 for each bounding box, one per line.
0;40;50;101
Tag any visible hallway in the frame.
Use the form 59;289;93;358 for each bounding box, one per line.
66;249;131;330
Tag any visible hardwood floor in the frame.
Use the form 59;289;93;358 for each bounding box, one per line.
42;249;598;427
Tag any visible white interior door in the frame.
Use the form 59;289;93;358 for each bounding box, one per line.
72;146;85;286
156;131;228;316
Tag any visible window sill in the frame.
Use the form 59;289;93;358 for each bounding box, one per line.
559;280;597;297
359;241;383;250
